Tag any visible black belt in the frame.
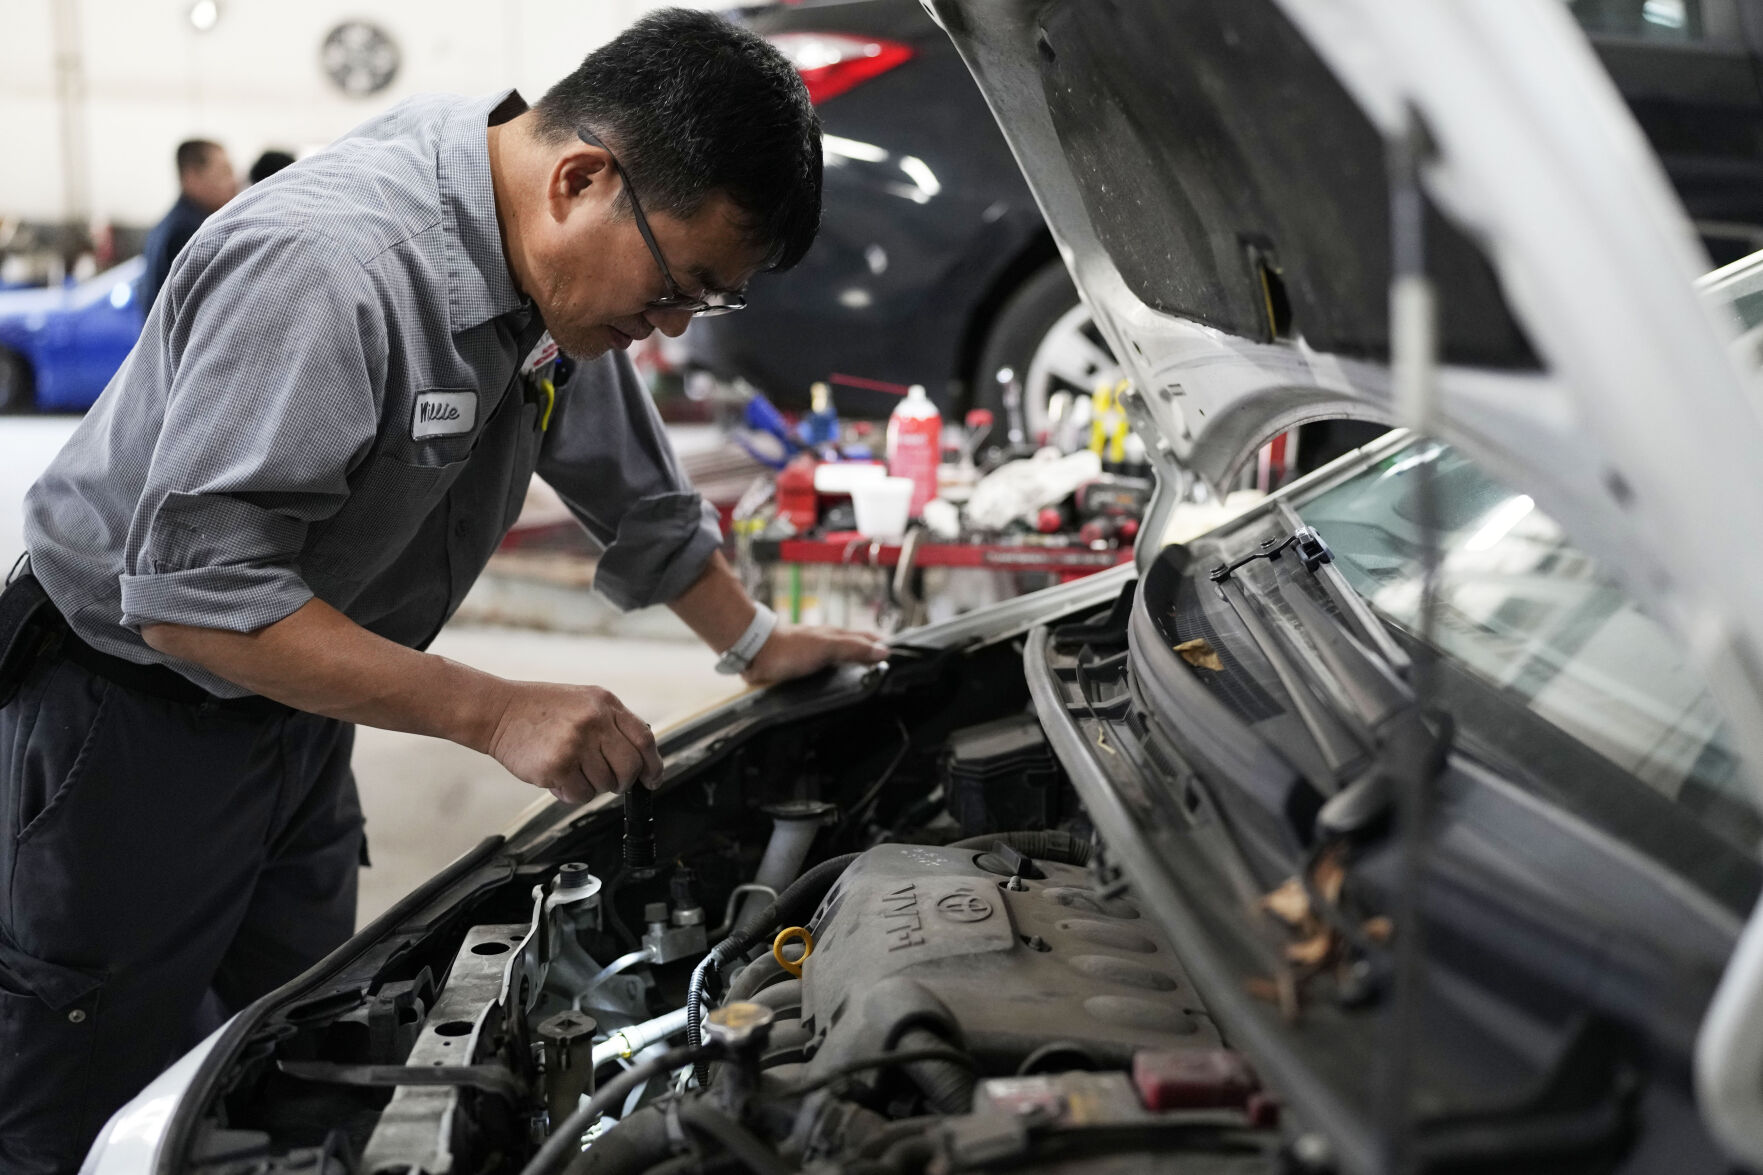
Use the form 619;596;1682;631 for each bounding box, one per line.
0;567;293;720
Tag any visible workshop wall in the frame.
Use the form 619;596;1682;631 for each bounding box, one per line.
0;0;713;228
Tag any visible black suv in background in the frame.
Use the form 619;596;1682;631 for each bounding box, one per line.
685;0;1763;427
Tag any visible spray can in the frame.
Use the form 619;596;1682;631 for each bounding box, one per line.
886;384;941;517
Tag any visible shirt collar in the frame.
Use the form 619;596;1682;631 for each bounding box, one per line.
437;88;530;333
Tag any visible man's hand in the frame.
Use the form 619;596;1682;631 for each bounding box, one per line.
146;603;665;804
670;553;890;687
485;681;664;803
742;623;889;687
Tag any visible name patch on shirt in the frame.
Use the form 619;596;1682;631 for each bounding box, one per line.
411;390;478;440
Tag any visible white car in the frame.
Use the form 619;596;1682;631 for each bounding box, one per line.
82;2;1763;1173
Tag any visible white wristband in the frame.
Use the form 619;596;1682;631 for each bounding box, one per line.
714;603;778;676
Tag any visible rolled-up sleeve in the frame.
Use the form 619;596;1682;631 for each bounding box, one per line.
536;350;720;610
118;225;384;633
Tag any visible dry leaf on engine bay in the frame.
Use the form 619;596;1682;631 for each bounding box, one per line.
1175;638;1223;671
1285;929;1336;967
1312;845;1348;905
1361;916;1395;943
1258;877;1312;927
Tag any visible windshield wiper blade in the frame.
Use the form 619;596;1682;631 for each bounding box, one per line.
1275;502;1412;678
1212;523;1415;721
1210;566;1372;790
1211;522;1441;800
1213;521;1456;843
1277;579;1411;734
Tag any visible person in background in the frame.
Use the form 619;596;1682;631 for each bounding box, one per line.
247;148;296;185
139;139;237;310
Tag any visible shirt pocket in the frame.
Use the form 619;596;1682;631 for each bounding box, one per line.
305;449;467;582
501;397;543;534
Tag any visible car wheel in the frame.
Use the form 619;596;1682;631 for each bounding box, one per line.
974;261;1118;441
0;348;33;414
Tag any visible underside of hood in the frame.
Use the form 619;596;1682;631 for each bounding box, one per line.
929;0;1538;488
989;1;1538;368
924;0;1737;483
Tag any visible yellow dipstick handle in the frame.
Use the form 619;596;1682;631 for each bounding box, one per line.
772;926;815;977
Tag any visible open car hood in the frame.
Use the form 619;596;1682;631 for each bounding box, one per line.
928;0;1763;1164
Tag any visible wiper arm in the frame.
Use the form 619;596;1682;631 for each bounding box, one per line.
1275;501;1412;678
1212;524;1415;724
1211;522;1442;822
1211;570;1371;790
1277;581;1410;734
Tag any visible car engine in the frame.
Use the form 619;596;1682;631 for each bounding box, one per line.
184;632;1282;1175
337;831;1272;1175
326;807;1278;1175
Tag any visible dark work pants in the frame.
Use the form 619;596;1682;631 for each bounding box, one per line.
0;654;363;1174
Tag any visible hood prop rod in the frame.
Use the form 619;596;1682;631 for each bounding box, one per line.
1375;106;1445;1175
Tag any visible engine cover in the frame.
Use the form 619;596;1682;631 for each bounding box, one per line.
798;844;1220;1070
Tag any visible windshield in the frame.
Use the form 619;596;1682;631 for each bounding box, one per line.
1703;247;1763;332
1295;441;1761;869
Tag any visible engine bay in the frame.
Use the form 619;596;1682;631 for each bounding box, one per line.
172;594;1283;1175
151;515;1723;1175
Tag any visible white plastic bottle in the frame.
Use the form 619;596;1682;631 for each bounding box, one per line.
886;384;942;517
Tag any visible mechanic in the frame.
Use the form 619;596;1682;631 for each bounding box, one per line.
0;11;885;1172
246;148;297;186
139;137;238;310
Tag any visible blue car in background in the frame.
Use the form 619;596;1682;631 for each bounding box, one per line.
0;256;145;413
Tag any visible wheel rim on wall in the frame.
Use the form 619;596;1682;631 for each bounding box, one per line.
1021;301;1120;439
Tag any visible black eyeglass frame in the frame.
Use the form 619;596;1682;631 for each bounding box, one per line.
577;127;747;318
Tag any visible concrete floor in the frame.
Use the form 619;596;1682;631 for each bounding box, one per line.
1;416;741;929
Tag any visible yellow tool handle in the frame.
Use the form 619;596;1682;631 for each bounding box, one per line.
538;377;557;431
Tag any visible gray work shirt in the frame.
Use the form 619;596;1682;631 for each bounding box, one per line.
24;89;721;698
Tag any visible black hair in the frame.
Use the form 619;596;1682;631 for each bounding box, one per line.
176;139;223;176
249;150;296;184
532;8;821;272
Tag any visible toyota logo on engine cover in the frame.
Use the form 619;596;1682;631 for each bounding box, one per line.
935;890;994;923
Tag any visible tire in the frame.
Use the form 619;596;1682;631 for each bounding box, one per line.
0;348;34;414
973;261;1117;440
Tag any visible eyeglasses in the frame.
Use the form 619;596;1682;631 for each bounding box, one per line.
577;127;747;318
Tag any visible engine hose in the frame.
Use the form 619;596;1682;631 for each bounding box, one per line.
592;1008;692;1070
747;978;802;1015
562;1106;672;1175
723;952;789;1005
896;1027;975;1114
676;1099;795;1175
947;830;1091;866
688;853;863;1081
640;1156;742;1175
521;1044;708;1175
853;1117;943;1160
877;1134;939;1175
731;852;864;947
